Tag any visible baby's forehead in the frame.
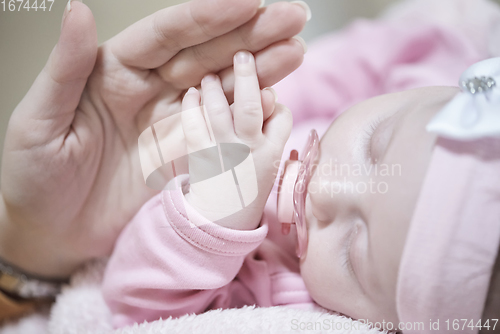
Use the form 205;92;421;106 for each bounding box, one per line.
321;86;459;138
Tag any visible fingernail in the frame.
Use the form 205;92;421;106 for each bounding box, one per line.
263;87;278;103
61;0;72;28
291;1;312;22
259;0;265;8
187;87;198;94
202;74;218;83
66;0;83;12
63;0;72;22
63;0;83;26
235;51;251;64
292;36;308;54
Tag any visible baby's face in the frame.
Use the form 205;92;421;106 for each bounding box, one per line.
300;87;459;324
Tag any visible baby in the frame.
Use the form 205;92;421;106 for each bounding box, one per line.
102;43;500;332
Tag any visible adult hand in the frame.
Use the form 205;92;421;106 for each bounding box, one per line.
0;0;309;278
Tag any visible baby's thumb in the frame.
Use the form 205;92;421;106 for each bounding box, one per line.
12;1;97;143
263;103;293;148
261;87;278;121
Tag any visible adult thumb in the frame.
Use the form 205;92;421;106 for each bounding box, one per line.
11;1;97;143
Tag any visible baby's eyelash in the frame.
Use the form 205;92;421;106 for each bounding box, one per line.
362;116;385;161
340;247;350;271
341;225;358;275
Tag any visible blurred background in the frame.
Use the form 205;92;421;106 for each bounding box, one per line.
0;0;499;169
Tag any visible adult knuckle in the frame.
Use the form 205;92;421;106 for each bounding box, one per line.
191;46;221;72
268;2;306;35
152;15;182;52
236;25;255;51
157;60;180;84
188;3;218;39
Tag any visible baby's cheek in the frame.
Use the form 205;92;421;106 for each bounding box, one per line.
299;231;339;310
300;253;326;304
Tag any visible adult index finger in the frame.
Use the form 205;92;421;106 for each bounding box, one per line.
108;0;261;70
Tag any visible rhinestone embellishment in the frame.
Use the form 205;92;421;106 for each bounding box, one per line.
461;76;496;95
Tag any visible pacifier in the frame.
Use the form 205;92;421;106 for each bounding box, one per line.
277;130;319;258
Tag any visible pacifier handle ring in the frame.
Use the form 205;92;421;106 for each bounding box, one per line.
278;150;299;235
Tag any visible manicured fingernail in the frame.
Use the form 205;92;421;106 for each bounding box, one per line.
263;87;278;103
235;51;251;64
66;0;83;12
291;1;312;22
62;0;73;28
259;0;265;8
202;74;218;83
64;0;83;19
292;36;308;54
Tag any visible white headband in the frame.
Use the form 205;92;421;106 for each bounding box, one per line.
397;58;500;334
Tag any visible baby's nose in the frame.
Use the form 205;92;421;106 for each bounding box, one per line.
307;169;365;223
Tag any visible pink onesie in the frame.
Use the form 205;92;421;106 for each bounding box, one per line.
102;13;489;328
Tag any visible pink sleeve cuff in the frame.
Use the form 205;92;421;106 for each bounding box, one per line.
162;175;269;256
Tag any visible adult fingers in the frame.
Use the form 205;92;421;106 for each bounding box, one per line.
10;1;97;144
220;37;306;104
108;0;261;69
157;1;309;88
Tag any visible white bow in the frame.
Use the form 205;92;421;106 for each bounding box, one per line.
427;57;500;140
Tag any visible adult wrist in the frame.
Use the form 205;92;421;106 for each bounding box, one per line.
0;194;77;279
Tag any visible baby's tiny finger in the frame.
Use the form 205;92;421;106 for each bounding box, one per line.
219;38;305;104
181;87;212;153
229;87;275;120
233;51;264;141
182;87;201;110
261;87;278;122
201;74;235;143
263;103;293;149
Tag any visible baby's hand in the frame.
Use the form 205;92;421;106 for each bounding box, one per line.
181;51;292;230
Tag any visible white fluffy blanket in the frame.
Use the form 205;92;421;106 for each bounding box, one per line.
0;260;383;334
